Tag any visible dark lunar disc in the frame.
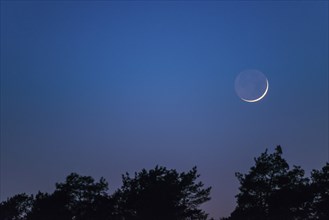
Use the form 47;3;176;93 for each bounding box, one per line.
235;69;268;102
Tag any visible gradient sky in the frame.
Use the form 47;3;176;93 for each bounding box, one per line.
1;1;328;218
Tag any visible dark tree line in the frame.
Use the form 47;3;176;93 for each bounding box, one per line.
222;146;329;220
0;166;211;220
1;146;328;220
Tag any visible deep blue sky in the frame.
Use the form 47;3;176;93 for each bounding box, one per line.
1;1;328;218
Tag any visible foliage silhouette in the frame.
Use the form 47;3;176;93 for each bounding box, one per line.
310;163;329;220
222;146;328;220
1;148;328;220
26;173;115;220
1;167;211;220
114;165;211;220
0;193;33;220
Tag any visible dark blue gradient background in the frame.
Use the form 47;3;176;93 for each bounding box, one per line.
1;1;328;218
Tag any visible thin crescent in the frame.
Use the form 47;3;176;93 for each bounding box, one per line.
241;79;269;103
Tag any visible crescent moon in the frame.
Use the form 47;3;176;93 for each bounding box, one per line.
241;79;269;103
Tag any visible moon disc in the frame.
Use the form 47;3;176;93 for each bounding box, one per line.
235;69;269;102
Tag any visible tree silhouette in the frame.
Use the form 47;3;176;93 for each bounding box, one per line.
26;173;114;220
114;165;211;220
1;150;327;220
26;192;71;220
1;167;211;220
310;163;329;220
0;193;33;220
224;146;312;220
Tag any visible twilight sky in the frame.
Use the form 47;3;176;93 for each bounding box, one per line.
1;1;328;218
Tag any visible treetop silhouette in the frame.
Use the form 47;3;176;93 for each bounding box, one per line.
223;146;329;220
1;146;328;220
